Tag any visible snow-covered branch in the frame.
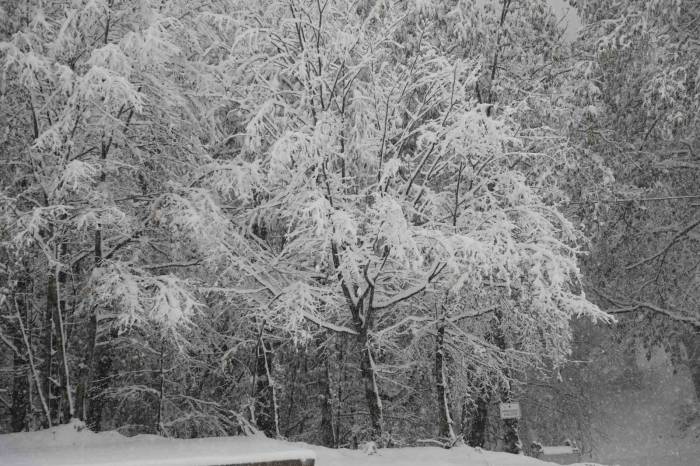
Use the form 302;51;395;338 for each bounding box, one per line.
302;311;358;336
373;262;446;311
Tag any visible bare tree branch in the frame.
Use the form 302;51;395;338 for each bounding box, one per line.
626;218;700;270
594;288;700;329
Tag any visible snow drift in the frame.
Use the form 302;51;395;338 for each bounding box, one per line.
0;421;609;466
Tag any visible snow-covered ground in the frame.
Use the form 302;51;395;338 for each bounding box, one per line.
0;421;606;466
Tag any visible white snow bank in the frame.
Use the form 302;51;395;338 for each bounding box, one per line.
0;420;314;466
0;421;608;466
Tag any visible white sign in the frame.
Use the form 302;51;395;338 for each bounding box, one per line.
499;402;521;420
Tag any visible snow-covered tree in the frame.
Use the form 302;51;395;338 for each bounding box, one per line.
567;0;700;400
0;0;237;430
209;0;606;443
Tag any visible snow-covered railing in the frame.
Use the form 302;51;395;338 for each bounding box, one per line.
530;441;582;464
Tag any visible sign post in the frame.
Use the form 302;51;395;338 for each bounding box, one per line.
499;402;521;420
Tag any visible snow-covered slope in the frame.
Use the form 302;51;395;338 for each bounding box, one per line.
0;421;605;466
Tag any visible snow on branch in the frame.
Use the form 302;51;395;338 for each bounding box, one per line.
595;288;699;329
302;311;358;336
373;262;446;310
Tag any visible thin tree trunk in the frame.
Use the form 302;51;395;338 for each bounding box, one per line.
319;357;336;447
254;334;279;437
359;337;383;441
335;335;345;445
435;319;455;442
85;328;116;431
49;267;68;423
156;337;165;435
9;282;29;431
53;262;74;420
10;321;28;431
15;298;51;427
43;271;56;425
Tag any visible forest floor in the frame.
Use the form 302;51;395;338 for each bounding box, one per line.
589;348;700;466
0;420;604;466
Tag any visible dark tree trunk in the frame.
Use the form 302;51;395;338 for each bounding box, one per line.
80;228;115;430
156;338;165;434
42;273;56;426
79;135;108;421
334;335;346;444
435;320;454;441
254;336;279;437
50;282;68;423
76;307;98;421
319;358;336;447
52;255;73;422
10;324;28;432
75;316;93;422
86;329;116;431
467;394;489;447
358;329;383;441
490;309;521;454
682;333;700;402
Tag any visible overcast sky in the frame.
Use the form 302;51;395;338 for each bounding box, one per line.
475;0;582;42
549;0;582;42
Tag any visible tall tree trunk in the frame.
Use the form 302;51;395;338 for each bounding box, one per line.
80;226;114;430
491;309;521;454
156;337;165;434
10;282;29;431
352;295;383;442
254;335;279;437
358;332;383;441
14;291;51;428
85;328;116;431
335;335;346;444
319;357;336;447
78;129;110;422
467;393;489;447
43;271;56;425
10;322;28;432
435;319;455;441
52;255;74;422
76;301;98;422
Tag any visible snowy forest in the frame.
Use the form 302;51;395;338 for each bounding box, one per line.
0;0;698;463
